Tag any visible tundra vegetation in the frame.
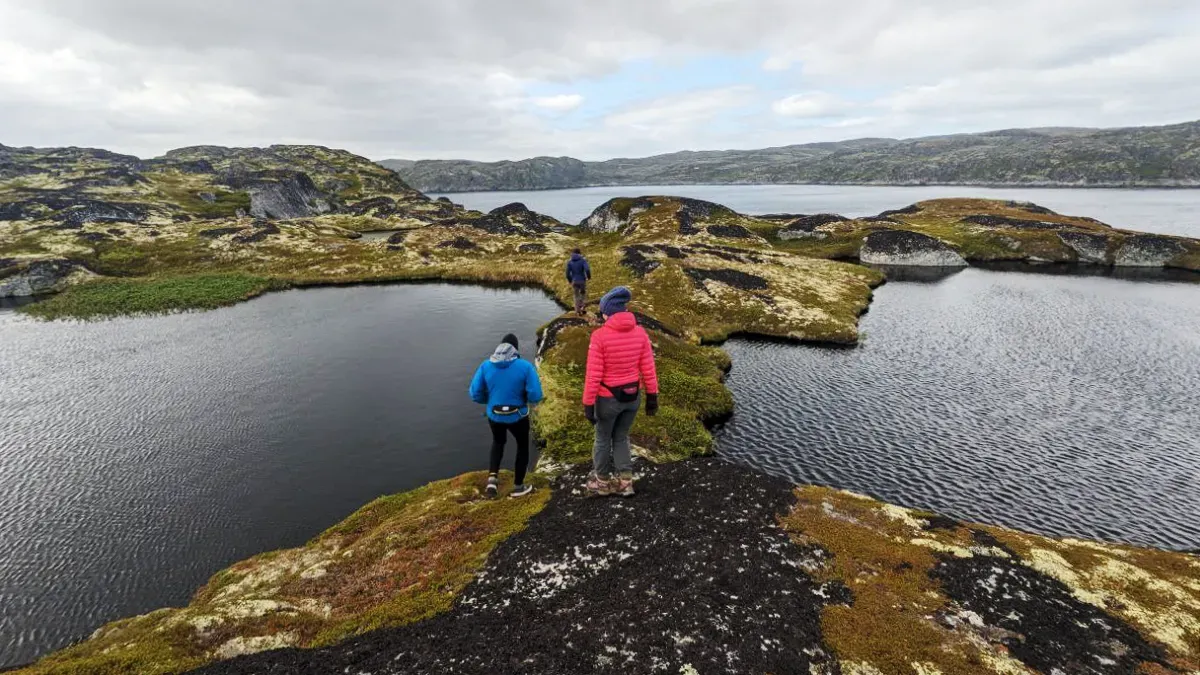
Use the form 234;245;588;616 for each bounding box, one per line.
4;143;1197;675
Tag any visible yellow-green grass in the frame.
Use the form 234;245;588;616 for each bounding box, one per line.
782;486;1200;675
14;471;549;675
533;317;734;465
20;273;280;321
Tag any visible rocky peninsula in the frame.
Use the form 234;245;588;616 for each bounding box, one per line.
3;143;1199;675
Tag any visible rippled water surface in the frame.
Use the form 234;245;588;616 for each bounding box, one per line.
717;269;1200;551
0;284;560;668
439;184;1200;237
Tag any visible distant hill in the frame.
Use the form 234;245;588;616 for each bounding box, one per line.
380;120;1200;192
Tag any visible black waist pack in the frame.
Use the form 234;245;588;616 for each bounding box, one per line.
603;382;640;403
491;404;523;417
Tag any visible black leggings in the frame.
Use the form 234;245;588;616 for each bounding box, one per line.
489;416;530;485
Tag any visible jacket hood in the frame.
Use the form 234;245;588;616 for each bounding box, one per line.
489;343;519;366
570;252;583;261
605;311;637;332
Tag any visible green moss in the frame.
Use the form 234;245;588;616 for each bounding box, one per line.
0;233;52;256
15;471;549;675
533;320;734;466
149;172;251;218
20;273;279;320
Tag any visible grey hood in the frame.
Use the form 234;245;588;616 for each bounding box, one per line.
489;343;519;365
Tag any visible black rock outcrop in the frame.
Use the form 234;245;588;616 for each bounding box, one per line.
860;230;967;266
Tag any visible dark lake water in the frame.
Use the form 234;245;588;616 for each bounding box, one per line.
0;284;560;668
717;268;1200;551
438;184;1200;238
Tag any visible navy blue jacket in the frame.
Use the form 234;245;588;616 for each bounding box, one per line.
566;253;591;284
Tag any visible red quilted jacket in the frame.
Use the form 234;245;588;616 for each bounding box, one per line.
583;311;660;405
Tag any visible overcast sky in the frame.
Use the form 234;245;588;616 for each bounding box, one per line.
2;0;1198;161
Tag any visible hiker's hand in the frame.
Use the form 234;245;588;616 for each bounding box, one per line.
584;404;596;424
645;394;658;417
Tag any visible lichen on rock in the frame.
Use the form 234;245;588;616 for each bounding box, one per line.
859;229;968;267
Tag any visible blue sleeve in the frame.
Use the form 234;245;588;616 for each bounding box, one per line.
469;363;488;404
525;362;544;404
584;259;592;280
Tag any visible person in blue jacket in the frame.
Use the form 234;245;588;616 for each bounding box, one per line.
469;333;544;498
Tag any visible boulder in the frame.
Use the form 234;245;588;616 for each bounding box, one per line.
779;214;848;240
1057;231;1111;264
229;171;333;220
578;197;655;234
961;214;1060;230
0;258;84;297
860;230;967;267
1;196;149;226
1114;234;1186;267
706;224;755;239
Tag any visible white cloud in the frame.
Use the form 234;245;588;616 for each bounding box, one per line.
0;0;1197;160
533;94;584;112
605;86;753;131
771;92;852;118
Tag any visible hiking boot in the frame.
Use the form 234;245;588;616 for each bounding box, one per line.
510;484;534;498
616;473;635;497
586;472;613;496
485;475;498;499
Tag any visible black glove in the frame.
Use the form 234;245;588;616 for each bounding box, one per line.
645;393;659;417
584;404;596;424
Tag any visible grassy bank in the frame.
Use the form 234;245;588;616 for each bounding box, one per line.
20;274;281;321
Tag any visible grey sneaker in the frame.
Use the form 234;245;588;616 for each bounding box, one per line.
485;474;498;499
510;484;534;498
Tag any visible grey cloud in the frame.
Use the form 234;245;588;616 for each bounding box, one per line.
2;0;1198;160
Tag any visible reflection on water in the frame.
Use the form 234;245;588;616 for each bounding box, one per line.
717;269;1200;551
0;284;560;668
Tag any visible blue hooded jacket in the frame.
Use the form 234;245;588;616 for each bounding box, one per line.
469;343;544;423
565;252;591;284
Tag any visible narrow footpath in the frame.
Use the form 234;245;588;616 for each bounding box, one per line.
195;459;845;674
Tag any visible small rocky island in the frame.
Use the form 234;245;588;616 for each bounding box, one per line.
3;143;1199;675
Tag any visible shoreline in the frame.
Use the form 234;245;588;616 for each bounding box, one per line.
423;181;1200;195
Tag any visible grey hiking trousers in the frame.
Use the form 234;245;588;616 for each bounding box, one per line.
572;282;587;313
593;394;640;477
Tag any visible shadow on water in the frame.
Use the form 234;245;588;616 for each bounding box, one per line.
868;262;1200;286
868;265;967;284
973;260;1200;283
0;296;40;310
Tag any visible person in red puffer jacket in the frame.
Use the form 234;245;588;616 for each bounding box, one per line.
583;286;659;497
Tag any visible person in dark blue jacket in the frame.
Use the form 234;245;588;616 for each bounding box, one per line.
469;333;544;498
565;248;592;316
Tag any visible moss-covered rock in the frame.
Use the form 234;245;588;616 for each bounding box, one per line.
775;198;1200;275
14;472;548;675
782;487;1200;675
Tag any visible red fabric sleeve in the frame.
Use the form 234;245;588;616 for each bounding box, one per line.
583;328;605;405
640;328;659;395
